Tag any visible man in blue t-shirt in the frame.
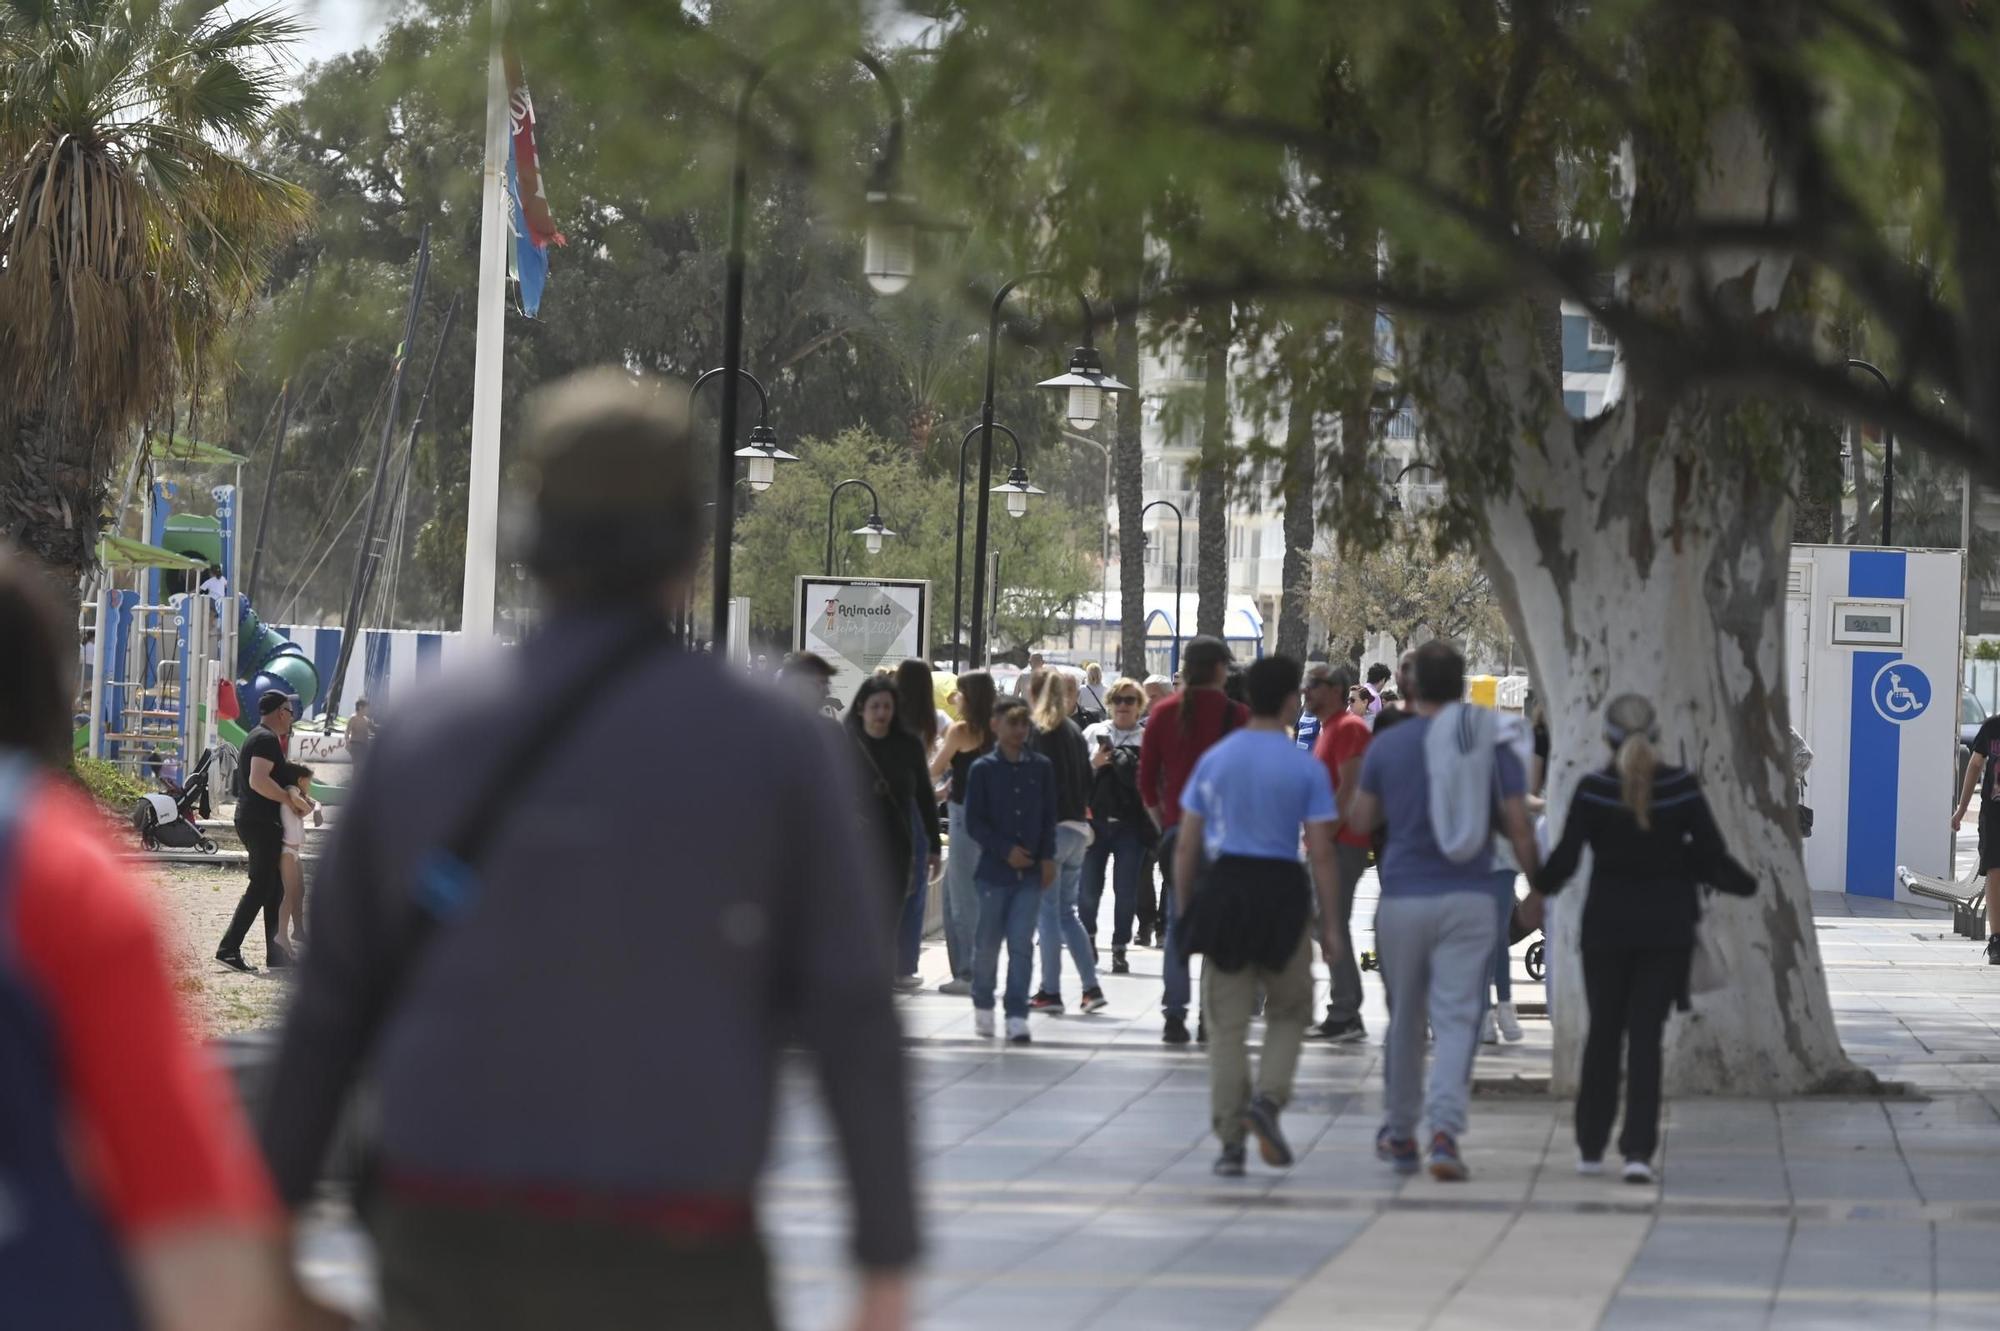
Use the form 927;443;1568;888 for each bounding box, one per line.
1344;641;1541;1184
1174;656;1347;1178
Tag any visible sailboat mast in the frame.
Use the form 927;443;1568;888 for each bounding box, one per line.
324;225;432;721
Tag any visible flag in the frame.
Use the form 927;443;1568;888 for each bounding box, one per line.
503;51;565;317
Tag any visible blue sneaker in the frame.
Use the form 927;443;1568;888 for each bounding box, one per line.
1375;1126;1420;1175
1428;1131;1468;1182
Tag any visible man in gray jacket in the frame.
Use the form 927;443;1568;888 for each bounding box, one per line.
257;369;915;1330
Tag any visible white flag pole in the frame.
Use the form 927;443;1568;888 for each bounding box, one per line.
461;0;509;640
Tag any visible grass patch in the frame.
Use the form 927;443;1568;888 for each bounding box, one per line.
69;757;149;810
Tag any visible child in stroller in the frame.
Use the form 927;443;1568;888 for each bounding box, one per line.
130;748;217;852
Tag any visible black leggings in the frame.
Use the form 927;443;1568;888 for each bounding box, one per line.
219;819;285;958
1577;944;1689;1164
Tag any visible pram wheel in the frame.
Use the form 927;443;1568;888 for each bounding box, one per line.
1524;938;1546;982
1359;949;1380;973
197;836;219;854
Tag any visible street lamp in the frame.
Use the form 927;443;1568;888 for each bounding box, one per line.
712;45;908;645
1847;358;1895;546
966;273;1129;669
950;421;1041;670
826;477;894;575
691;367;794;494
1143;498;1185;675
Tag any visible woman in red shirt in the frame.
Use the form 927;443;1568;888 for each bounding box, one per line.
0;547;336;1331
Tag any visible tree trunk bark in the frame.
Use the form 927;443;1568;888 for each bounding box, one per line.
1277;380;1317;658
1;413;105;609
1423;98;1870;1096
1196;302;1230;638
1114;281;1148;680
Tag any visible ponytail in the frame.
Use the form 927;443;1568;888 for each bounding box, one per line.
1605;692;1661;830
1617;731;1658;830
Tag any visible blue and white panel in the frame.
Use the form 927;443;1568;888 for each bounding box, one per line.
274;624;469;716
1795;546;1961;900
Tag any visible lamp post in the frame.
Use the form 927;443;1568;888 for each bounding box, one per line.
1066;430;1114;667
965;274;1129;670
1847;358;1894;546
691;367;794;493
1143;498;1184;675
949;421;1041;670
826;477;894;575
713;47;908;647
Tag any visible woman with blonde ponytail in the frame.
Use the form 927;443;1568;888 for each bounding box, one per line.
1533;694;1756;1185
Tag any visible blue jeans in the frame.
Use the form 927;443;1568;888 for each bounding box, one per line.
1082;821;1148;949
973;876;1042;1018
1039;825;1099;995
896;801;930;976
943;803;981;980
1159;825;1193;1020
1491;887;1513;1004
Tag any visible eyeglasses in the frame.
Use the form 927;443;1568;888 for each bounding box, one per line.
1110;695;1142;706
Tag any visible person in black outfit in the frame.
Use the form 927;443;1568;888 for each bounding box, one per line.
845;676;943;936
216;689;310;973
1532;693;1756;1184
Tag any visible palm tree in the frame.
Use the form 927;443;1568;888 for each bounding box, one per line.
0;0;309;600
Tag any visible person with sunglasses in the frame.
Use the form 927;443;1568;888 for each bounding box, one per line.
215;689;312;974
1082;679;1154;970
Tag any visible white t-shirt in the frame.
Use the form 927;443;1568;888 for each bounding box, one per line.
1082;719;1143;752
199;575;228;605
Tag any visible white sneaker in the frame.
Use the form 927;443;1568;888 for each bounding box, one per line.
1005;1016;1032;1044
1576;1157;1603;1176
1622;1159;1656;1185
973;1008;995;1038
1496;1001;1524;1043
1480;1010;1499;1045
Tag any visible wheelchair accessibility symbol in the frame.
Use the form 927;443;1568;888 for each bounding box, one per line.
1869;661;1932;725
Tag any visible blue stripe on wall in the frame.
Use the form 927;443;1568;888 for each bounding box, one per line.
414;633;442;678
1848;550;1906;598
1843;549;1906;898
364;630;391;700
311;627;341;713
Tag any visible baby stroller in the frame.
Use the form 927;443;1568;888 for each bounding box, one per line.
131;749;218;853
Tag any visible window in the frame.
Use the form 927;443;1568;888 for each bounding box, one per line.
1587;319;1615;351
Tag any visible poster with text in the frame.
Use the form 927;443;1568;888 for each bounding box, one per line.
794;577;931;712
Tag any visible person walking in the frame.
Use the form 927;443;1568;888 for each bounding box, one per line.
1174;656;1349;1176
0;547;332;1331
1139;636;1249;1045
1341;642;1541;1182
346;697;375;767
1534;694;1756;1183
1952;709;2000;964
256;369;915;1330
963;695;1058;1044
932;670;998;995
215;689;312;973
892;659;948;989
1076;661;1109;726
846;675;943;992
1027;672;1107;1015
1303;663;1371;1043
1082;678;1153;968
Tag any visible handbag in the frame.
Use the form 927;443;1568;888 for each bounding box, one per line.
1688;910;1728;995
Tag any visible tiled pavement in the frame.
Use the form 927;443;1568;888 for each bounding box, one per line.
299;837;2000;1330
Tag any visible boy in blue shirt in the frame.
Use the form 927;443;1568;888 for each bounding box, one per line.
964;695;1058;1044
1173;656;1348;1176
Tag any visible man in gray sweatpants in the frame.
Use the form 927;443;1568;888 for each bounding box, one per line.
1343;642;1542;1181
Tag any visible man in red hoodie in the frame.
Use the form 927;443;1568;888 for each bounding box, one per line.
1138;636;1248;1044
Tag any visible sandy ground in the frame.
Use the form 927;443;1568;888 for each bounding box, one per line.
142;859;300;1038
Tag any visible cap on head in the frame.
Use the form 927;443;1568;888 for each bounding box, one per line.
258;690;295;717
522;369;702;597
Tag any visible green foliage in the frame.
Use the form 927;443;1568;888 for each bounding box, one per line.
69;757;148;810
732;427;1095;653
